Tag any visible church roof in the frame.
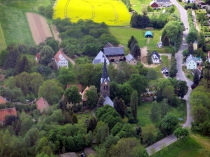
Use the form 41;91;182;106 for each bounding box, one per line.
101;58;110;83
103;96;114;107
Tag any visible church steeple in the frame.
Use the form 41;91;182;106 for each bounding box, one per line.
101;57;110;83
100;57;110;97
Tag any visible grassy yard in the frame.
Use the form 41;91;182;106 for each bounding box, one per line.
77;111;92;127
137;100;186;127
0;23;6;52
0;5;34;45
109;27;166;53
151;137;206;157
137;102;153;127
153;55;170;78
182;66;193;81
130;0;151;14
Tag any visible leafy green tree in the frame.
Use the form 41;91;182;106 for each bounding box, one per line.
193;70;200;85
110;82;120;100
113;97;126;118
96;124;109;144
111;122;123;136
116;124;136;138
131;43;141;58
142;124;157;145
45;37;59;53
147;69;158;80
103;135;120;152
130;90;138;120
162;85;175;101
15;56;30;74
160;99;169;118
57;68;76;87
38;80;63;105
173;128;189;139
192;105;208;124
128;36;138;50
118;83;134;104
160;114;178;135
150;101;159;122
147;51;153;65
5;47;21;69
39;45;54;65
64;85;82;105
87;117;97;133
176;80;188;98
107;137;148;157
129;74;148;95
85;86;98;109
0;50;8;66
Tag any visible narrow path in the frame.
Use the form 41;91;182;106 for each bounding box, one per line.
146;0;193;155
62;52;75;66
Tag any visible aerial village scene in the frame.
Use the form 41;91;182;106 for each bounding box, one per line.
1;0;210;156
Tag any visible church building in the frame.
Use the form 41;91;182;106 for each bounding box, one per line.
100;58;114;107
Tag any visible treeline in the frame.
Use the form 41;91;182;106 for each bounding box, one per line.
130;7;178;29
53;19;119;57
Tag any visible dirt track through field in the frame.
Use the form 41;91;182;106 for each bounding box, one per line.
26;12;52;45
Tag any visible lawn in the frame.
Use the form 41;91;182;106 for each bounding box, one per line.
54;0;131;26
1;0;51;11
137;102;153;127
0;23;7;52
0;5;34;45
130;0;151;14
151;137;206;157
77;111;92;127
109;27;166;53
137;100;186;127
182;66;193;81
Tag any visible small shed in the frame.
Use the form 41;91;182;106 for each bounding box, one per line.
145;31;153;38
150;1;159;8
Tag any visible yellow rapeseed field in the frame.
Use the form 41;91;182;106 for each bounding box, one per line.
53;0;131;26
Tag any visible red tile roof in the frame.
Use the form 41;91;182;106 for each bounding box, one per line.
36;97;50;113
0;96;6;104
82;86;89;101
0;108;17;122
54;50;63;62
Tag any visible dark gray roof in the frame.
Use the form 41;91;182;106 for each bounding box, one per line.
152;51;160;58
104;47;124;56
104;42;113;48
101;58;110;83
103;96;114;107
161;67;169;71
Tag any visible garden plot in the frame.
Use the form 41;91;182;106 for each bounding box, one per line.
53;0;131;26
27;13;52;45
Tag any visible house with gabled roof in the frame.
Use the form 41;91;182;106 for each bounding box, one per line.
151;51;161;64
0;108;17;125
103;45;125;62
36;97;50;113
186;54;197;70
161;67;169;76
0;96;6;105
125;53;137;65
81;86;89;102
54;50;68;69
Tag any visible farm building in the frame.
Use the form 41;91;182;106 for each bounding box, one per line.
145;31;153;38
125;53;137;65
54;50;69;69
150;1;159;8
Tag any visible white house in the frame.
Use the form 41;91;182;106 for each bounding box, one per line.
54;50;68;69
151;51;161;64
155;0;171;6
186;54;197;70
161;67;169;76
125;53;137;65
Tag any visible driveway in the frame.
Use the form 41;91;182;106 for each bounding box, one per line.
146;1;193;155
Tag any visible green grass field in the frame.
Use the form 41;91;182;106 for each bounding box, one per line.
137;100;186;127
0;5;34;45
0;23;7;52
130;0;151;14
151;137;207;157
109;27;165;53
77;111;92;127
1;0;51;11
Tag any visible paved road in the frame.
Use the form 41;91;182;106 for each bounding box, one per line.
146;1;194;155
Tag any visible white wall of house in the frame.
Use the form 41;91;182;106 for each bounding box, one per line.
56;54;68;69
186;60;197;69
152;54;160;64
